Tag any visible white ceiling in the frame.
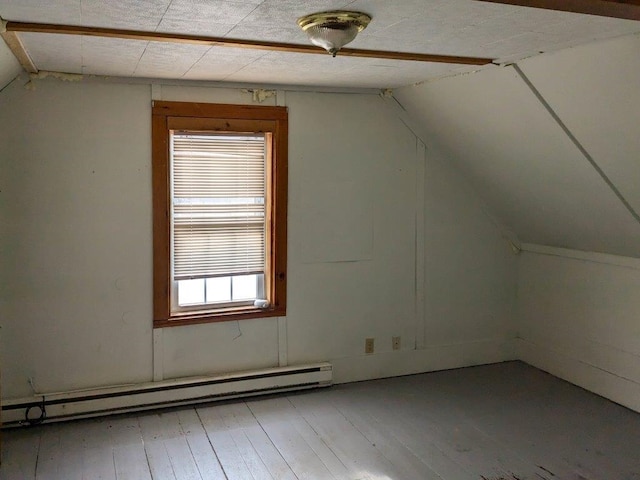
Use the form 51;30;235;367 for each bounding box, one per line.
395;33;640;257
1;1;639;258
1;0;640;88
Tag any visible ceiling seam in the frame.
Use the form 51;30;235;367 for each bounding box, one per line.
219;52;270;82
131;0;174;76
511;63;640;226
180;46;215;78
156;0;174;30
131;41;150;77
232;0;265;30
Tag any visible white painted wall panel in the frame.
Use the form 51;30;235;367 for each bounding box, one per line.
517;249;640;412
395;63;640;257
161;319;280;379
0;37;21;92
0;80;154;396
0;76;515;399
156;84;276;105
518;34;640;216
424;148;516;347
285;92;419;364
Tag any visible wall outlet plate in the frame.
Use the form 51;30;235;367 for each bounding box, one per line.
365;337;374;354
392;336;401;350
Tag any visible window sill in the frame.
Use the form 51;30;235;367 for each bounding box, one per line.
153;305;285;328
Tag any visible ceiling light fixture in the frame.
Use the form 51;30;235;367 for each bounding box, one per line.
297;10;371;57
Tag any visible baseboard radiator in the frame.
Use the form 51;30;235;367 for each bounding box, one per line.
1;362;332;427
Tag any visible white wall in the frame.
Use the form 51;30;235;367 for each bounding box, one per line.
0;76;516;400
424;148;516;352
0;38;21;92
517;246;640;412
518;33;640;216
394;32;640;413
394;33;640;258
0;80;155;397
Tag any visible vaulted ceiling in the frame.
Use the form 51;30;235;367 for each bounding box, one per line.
1;0;639;88
1;1;639;258
396;32;640;257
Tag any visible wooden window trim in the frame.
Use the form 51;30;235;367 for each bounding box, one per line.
152;101;288;328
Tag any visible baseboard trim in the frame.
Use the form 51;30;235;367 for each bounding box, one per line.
1;363;332;426
516;338;640;413
332;338;516;384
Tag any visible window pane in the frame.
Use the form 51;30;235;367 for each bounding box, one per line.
256;273;265;299
153;103;288;325
177;279;205;306
171;133;266;280
232;274;258;301
206;276;231;303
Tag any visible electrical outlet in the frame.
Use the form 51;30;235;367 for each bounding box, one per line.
392;336;401;350
365;337;375;354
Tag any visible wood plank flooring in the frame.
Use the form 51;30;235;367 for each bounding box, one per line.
1;361;639;480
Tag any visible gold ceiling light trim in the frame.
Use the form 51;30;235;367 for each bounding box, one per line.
297;10;372;57
297;11;372;32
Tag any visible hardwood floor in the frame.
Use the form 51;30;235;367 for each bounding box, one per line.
1;361;639;479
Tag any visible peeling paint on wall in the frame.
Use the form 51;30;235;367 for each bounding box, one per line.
242;88;277;103
25;70;84;90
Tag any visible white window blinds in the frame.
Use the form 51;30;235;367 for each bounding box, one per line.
171;132;266;281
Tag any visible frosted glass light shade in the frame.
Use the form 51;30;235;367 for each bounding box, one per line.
304;24;360;56
298;11;371;57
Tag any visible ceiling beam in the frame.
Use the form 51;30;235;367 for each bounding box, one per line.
1;30;37;73
4;21;494;66
475;0;640;21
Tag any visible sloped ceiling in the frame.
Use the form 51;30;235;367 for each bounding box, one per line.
396;33;640;257
1;0;640;87
1;2;639;256
0;32;20;91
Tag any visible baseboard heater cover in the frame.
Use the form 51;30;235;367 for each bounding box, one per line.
1;362;332;427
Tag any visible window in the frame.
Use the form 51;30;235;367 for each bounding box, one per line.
152;101;288;327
